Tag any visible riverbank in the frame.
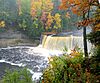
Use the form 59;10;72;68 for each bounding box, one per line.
0;28;40;47
0;39;40;48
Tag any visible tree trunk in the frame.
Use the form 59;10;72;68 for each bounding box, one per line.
83;26;88;57
83;14;88;57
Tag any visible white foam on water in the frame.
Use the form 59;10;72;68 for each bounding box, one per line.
27;68;42;81
0;59;25;67
0;45;64;57
0;59;42;81
48;50;64;56
32;72;42;80
25;45;64;60
0;60;42;81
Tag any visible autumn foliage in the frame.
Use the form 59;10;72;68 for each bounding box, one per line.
45;13;61;30
30;0;62;31
59;0;100;29
30;0;53;17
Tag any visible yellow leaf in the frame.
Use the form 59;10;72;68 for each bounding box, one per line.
0;21;5;27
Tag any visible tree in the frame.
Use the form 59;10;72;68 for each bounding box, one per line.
30;0;62;32
30;0;54;31
0;0;18;26
30;0;53;17
46;13;53;29
45;13;62;31
53;13;61;29
87;4;100;46
59;0;100;57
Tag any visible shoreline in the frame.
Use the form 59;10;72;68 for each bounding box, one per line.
0;39;40;48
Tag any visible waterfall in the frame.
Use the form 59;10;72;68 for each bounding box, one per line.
42;35;92;52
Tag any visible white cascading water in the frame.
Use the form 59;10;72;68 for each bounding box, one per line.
42;35;92;53
43;35;72;50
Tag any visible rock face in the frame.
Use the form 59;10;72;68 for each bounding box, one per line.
0;28;39;47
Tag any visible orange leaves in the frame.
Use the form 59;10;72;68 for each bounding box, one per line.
77;18;94;27
92;7;100;32
79;1;90;14
31;0;53;17
59;0;100;30
59;0;90;16
72;0;90;15
59;0;68;10
68;0;74;4
30;1;37;17
71;6;78;14
65;0;81;5
74;0;81;5
59;4;68;10
62;0;67;3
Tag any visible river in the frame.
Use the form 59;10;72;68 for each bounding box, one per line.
0;45;51;82
0;45;63;82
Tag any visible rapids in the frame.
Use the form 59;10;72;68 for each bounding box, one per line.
0;46;50;81
0;45;64;81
